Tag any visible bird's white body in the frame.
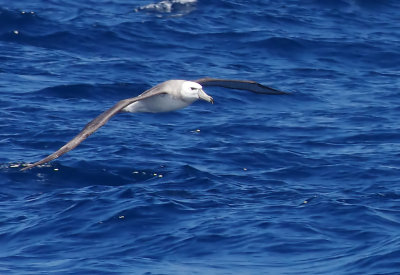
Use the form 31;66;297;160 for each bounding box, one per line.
123;93;191;113
123;80;209;113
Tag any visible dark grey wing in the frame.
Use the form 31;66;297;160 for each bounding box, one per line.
194;77;289;95
21;86;167;171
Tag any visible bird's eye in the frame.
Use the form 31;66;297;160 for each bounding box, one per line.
190;87;197;91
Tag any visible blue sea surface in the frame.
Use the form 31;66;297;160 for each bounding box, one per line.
1;0;400;274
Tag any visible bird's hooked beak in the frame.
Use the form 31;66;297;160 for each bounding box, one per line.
198;89;214;104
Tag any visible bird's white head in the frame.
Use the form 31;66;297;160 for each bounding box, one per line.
181;81;214;104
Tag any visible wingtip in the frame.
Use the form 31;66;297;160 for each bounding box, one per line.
257;83;291;95
20;162;42;171
20;165;32;171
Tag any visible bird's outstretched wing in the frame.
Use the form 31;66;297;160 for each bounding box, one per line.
21;86;167;171
194;78;289;95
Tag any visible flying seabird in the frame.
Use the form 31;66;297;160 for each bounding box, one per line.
21;78;288;171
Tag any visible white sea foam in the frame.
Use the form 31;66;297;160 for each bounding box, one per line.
135;0;197;14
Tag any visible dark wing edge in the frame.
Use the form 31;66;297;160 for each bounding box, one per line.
21;88;167;171
194;77;290;95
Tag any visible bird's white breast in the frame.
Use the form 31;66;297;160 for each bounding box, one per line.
123;93;194;113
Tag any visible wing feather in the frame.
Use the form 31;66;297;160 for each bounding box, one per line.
194;77;289;95
21;87;167;171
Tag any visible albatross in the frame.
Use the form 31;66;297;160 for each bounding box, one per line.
21;78;288;171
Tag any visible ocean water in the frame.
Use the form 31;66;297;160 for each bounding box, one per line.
1;0;400;274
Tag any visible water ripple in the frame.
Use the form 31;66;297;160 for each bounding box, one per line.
1;0;400;274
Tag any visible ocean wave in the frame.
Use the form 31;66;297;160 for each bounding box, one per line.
0;8;38;31
2;0;400;274
34;83;143;100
